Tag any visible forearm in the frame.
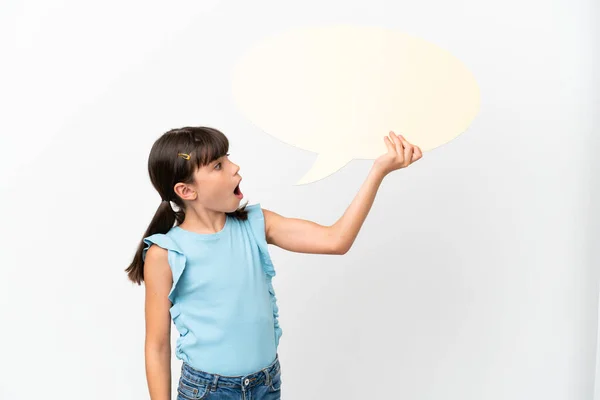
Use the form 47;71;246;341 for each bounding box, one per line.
145;343;172;400
331;165;386;253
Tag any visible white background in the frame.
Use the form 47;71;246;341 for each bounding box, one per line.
1;0;598;399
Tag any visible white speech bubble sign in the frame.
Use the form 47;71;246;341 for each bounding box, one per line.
231;24;481;185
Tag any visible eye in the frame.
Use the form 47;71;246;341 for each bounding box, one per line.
214;153;229;170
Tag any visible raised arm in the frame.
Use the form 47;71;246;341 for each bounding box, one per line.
263;131;422;255
143;244;174;400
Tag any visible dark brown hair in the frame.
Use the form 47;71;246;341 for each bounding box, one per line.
125;126;248;285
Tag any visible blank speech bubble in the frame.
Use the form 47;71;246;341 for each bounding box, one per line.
231;24;480;185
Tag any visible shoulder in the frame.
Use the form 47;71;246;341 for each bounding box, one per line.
143;233;174;267
255;206;285;240
142;232;187;302
145;241;168;260
244;202;262;215
260;207;280;224
241;202;279;238
142;232;183;260
142;241;171;283
243;202;268;223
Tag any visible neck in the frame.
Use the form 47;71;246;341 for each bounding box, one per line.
179;206;227;234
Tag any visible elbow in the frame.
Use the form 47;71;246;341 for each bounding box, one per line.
329;225;350;255
145;336;171;354
333;241;350;255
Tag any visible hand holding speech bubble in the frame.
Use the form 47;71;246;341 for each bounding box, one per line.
231;24;480;185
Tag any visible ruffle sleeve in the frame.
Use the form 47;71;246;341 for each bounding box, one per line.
245;203;283;346
142;233;187;304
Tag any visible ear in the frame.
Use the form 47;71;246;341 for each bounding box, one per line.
174;183;197;201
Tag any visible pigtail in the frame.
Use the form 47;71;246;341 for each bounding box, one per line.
125;200;178;285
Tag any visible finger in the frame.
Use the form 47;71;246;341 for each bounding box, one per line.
412;146;423;162
398;135;413;164
383;136;394;154
390;131;403;158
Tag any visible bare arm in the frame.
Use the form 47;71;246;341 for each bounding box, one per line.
263;131;422;255
144;244;174;400
330;131;422;252
329;166;386;253
262;209;342;254
262;168;384;255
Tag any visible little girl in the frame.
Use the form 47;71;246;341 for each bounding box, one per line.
125;126;422;400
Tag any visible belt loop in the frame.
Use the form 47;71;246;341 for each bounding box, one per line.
211;375;219;392
262;368;271;387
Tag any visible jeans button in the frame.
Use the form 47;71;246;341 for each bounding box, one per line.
244;378;250;385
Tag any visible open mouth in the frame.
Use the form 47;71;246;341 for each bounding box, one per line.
233;182;243;199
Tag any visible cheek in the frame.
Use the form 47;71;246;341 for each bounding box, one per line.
200;185;230;201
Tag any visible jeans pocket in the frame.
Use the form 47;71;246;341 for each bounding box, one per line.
177;377;210;400
268;370;282;392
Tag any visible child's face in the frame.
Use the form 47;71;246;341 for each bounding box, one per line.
192;154;243;212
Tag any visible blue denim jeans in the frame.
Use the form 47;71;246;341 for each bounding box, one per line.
177;354;282;400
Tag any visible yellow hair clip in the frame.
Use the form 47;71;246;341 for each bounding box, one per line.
178;152;191;160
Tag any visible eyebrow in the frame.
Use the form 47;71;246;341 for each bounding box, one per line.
212;155;225;165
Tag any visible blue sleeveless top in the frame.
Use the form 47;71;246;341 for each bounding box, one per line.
141;203;282;376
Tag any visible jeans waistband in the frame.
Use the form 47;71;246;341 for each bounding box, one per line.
180;353;280;392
